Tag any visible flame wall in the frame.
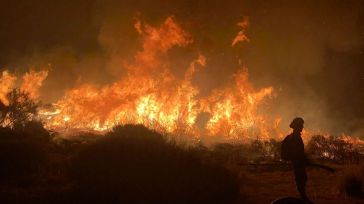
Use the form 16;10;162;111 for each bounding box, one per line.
1;0;363;139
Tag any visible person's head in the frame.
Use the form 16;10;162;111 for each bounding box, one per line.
289;117;304;133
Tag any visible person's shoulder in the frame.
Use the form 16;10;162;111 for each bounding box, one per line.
285;133;293;139
285;133;300;144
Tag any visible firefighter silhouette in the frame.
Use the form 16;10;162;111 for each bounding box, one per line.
281;117;313;203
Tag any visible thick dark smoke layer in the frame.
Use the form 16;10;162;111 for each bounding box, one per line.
0;0;363;137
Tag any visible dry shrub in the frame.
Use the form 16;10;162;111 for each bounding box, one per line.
67;124;240;204
210;139;281;166
307;135;363;163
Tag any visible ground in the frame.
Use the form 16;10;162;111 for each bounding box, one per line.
238;165;363;204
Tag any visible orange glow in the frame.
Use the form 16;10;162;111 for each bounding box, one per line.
0;71;17;106
34;16;278;139
0;70;47;105
20;70;48;100
1;16;362;147
232;16;250;47
1;16;327;141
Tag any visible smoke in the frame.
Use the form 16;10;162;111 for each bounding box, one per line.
0;0;363;137
233;0;364;137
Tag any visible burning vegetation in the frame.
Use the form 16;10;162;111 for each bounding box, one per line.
1;15;363;158
1;16;277;140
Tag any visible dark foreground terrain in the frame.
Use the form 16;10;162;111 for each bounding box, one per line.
239;164;364;203
0;123;363;204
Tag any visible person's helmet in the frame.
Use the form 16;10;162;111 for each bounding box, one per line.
289;117;304;129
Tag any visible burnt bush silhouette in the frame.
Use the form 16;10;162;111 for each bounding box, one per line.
0;88;38;128
0;88;51;186
67;124;240;204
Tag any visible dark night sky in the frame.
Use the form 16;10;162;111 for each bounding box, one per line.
0;0;363;136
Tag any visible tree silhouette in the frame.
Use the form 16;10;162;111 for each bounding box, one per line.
0;88;38;128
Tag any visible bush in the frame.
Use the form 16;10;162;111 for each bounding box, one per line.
0;88;38;128
210;139;281;165
0;87;50;186
0;121;50;186
307;135;363;163
67;124;240;204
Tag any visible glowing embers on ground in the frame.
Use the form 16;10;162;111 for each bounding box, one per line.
0;16;277;139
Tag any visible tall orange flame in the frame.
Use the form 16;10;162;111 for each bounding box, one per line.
36;16;276;140
0;71;17;106
20;70;48;100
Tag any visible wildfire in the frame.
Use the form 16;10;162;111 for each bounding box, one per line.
0;71;17;106
1;16;281;140
232;16;250;47
0;70;48;104
20;70;48;100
